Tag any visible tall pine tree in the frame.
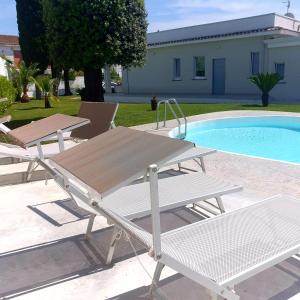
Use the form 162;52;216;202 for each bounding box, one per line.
16;0;49;72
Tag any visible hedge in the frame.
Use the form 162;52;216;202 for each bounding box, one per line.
0;75;16;114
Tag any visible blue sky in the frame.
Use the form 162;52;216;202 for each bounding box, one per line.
1;0;300;35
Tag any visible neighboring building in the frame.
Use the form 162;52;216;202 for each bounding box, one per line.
0;35;21;78
123;13;300;102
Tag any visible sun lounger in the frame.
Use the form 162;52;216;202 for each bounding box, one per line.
0;102;120;180
40;127;242;265
0;113;90;158
0;102;119;154
96;190;300;300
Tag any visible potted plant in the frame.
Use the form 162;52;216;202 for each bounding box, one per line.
249;73;281;107
76;87;86;101
151;96;157;111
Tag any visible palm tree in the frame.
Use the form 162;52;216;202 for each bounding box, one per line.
32;75;58;108
249;73;281;107
7;64;22;102
18;61;39;103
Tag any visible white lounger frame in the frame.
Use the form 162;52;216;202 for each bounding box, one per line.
68;163;300;300
39;159;241;266
147;165;300;300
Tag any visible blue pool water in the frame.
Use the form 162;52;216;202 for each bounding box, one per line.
170;116;300;164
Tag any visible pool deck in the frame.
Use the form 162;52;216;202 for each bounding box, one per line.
1;110;300;299
135;110;300;202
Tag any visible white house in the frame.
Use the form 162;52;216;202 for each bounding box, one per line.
0;35;21;78
123;13;300;102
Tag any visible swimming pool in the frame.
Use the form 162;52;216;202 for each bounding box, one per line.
170;116;300;164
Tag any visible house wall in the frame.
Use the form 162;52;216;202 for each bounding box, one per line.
0;57;8;77
268;45;300;101
0;46;16;78
124;36;266;96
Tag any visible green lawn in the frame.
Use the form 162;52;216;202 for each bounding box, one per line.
3;96;300;129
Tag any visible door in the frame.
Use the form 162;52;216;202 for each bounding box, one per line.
212;58;226;95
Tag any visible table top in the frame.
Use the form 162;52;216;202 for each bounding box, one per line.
8;114;90;148
50;126;193;198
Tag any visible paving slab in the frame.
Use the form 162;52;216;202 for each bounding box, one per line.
0;178;299;300
1;110;300;299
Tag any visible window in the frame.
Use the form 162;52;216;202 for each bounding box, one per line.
275;63;285;80
251;52;260;75
173;58;181;80
194;56;206;78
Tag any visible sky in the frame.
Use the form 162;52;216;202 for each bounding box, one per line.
1;0;300;35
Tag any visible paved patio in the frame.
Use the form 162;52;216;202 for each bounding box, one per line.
1;110;300;299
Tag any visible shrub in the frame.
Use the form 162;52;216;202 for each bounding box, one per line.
0;76;16;113
249;73;281;107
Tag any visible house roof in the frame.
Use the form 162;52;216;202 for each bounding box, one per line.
148;27;298;47
147;13;300;48
0;35;19;46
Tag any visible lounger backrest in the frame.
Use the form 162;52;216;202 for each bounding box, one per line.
71;102;119;140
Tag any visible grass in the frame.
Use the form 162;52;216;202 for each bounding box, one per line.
3;96;300;129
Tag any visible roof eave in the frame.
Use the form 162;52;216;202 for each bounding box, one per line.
148;28;300;49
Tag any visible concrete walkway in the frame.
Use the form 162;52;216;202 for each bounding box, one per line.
105;93;300;104
105;93;261;104
1;110;300;299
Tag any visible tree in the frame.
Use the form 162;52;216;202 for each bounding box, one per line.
63;68;72;96
32;75;57;108
249;73;281;107
15;0;49;72
42;0;147;101
8;61;39;103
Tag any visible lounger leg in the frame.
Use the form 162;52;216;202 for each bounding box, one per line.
199;157;206;173
216;197;225;213
106;227;123;265
178;162;182;171
26;160;36;181
144;170;149;182
85;214;96;239
149;262;165;299
193;157;206;173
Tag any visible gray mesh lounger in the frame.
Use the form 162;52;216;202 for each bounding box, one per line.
93;188;300;300
49;170;241;265
40;127;241;266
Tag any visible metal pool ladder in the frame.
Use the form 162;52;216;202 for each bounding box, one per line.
156;98;187;139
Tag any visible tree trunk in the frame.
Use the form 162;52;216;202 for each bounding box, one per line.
262;93;269;107
21;85;30;103
63;68;72;96
51;64;61;97
44;94;51;109
83;67;104;102
35;85;42;100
